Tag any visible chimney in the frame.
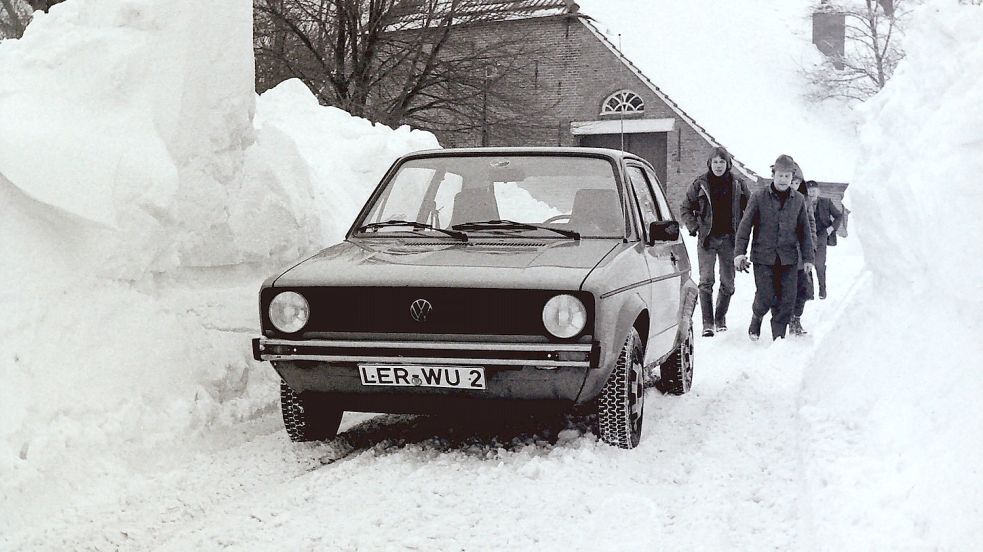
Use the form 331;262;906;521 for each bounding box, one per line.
878;0;895;17
812;2;846;70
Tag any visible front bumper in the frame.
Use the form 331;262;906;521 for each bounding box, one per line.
252;338;599;368
252;337;601;409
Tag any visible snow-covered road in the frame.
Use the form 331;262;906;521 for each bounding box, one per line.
3;247;870;551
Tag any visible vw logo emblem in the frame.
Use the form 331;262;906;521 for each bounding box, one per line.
409;299;432;322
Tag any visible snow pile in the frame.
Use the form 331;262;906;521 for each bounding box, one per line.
799;1;983;548
0;0;257;280
0;0;435;486
253;79;438;244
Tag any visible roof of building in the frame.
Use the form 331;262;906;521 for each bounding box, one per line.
458;0;578;19
390;0;578;25
388;1;758;181
573;16;758;181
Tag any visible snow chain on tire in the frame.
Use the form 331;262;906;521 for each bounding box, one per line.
596;328;645;449
280;380;343;442
657;326;694;396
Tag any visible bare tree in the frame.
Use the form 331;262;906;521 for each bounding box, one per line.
254;0;559;144
1;0;30;39
805;0;912;102
1;0;66;40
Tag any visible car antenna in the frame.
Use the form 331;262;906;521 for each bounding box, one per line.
619;106;625;152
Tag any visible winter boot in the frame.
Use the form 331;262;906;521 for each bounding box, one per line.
748;314;762;341
700;290;715;337
714;294;732;332
771;319;787;340
790;316;807;336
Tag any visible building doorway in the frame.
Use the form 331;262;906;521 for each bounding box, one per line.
578;132;668;186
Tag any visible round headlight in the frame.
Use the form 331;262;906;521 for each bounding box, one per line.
542;294;587;339
268;291;310;333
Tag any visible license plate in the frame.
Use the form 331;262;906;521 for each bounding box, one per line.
358;364;486;390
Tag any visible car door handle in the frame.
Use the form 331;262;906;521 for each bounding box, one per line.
669;252;678;266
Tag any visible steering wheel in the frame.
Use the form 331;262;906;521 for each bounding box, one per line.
542;214;571;224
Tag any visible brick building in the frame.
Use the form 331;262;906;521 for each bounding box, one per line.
423;0;760;211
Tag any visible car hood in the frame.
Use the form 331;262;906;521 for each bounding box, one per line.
274;238;620;290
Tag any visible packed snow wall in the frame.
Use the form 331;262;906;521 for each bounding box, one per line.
0;0;258;280
0;0;437;477
798;1;983;548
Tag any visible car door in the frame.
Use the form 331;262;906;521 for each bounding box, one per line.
644;164;692;290
625;163;682;364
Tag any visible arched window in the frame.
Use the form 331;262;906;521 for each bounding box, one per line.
600;90;645;115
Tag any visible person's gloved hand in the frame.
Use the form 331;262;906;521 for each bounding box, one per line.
826;227;834;236
734;255;751;273
804;262;816;278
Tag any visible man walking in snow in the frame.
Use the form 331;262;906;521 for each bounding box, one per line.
790;166;818;336
680;147;751;337
807;179;843;299
734;154;815;340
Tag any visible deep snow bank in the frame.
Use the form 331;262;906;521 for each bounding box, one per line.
253;79;439;245
0;0;256;280
799;1;983;548
0;0;435;483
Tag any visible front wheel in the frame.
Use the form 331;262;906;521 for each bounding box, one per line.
280;380;343;442
657;326;695;395
596;328;646;449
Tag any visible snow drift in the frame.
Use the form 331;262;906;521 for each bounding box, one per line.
798;1;983;548
0;0;436;483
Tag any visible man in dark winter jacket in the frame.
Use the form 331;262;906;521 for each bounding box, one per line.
790;166;817;336
680;147;752;337
807;180;844;299
734;154;815;340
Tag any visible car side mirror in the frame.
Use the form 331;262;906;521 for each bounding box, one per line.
648;220;679;244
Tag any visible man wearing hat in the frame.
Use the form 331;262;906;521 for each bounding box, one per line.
734;154;816;340
806;179;844;299
790;168;818;336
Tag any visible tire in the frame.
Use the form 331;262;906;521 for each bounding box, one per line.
280;380;343;442
657;326;694;396
596;327;646;449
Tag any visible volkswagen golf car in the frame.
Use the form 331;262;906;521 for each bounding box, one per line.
252;147;697;449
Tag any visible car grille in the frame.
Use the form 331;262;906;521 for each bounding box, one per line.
262;287;593;337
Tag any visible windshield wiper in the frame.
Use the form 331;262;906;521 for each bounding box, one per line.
451;219;580;240
356;220;468;241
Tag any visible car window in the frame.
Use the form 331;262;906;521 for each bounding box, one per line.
358;155;626;238
626;165;661;233
371;167;434;223
494;181;564;222
644;168;675;222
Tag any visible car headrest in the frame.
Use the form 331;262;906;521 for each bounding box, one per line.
449;186;500;227
570;189;622;235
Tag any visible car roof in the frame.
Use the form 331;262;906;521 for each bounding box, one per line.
400;146;649;165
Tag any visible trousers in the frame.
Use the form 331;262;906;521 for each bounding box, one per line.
697;234;736;325
752;262;798;339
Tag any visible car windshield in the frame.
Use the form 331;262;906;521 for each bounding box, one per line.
355;155;625;239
